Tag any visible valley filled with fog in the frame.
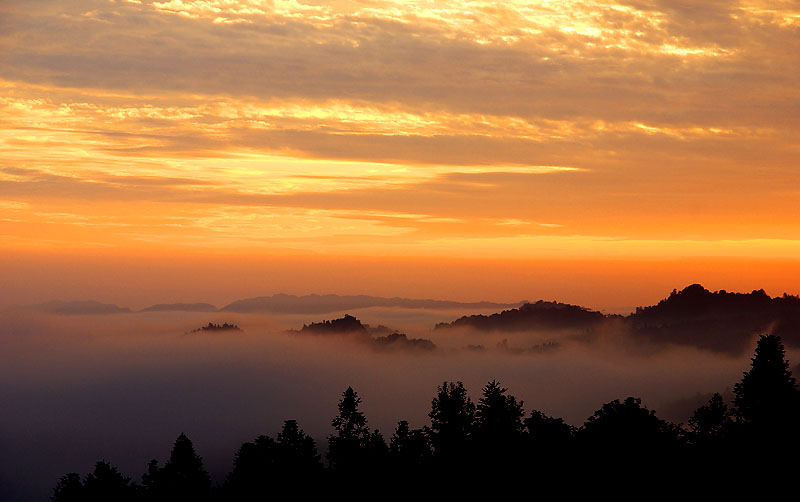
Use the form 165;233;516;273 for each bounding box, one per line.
0;300;766;501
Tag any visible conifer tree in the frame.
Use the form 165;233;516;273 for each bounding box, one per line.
275;419;322;475
327;387;371;472
733;335;799;445
427;381;475;463
148;433;210;501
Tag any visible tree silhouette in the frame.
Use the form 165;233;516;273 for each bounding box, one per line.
731;334;800;460
275;419;322;476
327;386;371;473
224;434;277;499
224;420;323;498
733;335;799;430
475;380;524;437
579;397;684;480
580;397;681;451
688;393;732;446
145;433;210;501
522;410;576;472
426;381;475;465
389;420;432;472
82;461;137;502
524;410;575;447
365;428;389;470
474;380;524;465
685;392;737;476
52;473;83;502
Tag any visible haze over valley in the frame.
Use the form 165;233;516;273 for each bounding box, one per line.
2;284;796;499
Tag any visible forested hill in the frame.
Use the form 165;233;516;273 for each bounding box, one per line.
298;314;368;335
435;300;607;332
631;283;798;322
436;285;800;355
628;284;800;353
293;314;437;352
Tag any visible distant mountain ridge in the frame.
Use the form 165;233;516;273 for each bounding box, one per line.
141;303;218;312
221;293;522;314
14;286;800;355
15;294;520;316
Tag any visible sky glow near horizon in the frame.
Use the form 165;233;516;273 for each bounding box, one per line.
1;0;799;260
6;5;800;500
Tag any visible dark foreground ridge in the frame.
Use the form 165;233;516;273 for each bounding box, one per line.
53;335;800;499
437;284;800;355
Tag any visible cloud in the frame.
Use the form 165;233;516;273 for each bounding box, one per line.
0;0;798;254
4;162;800;251
2;0;798;127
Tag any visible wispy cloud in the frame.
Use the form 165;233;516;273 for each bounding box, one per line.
0;0;798;255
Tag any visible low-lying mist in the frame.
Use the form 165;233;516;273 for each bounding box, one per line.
0;308;772;501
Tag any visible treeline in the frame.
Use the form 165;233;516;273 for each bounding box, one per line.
53;335;800;500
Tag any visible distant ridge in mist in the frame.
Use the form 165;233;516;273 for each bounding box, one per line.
221;293;522;314
19;300;131;315
18;286;800;355
17;294;519;316
141;303;218;313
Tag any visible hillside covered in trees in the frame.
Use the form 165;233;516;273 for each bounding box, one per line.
437;284;800;355
292;314;437;352
53;334;800;499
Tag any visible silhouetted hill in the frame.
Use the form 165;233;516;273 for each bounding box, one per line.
628;284;800;354
20;300;131;315
293;314;437;352
298;314;368;335
435;300;606;332
222;293;520;314
632;284;775;322
435;285;800;355
141;303;218;312
190;322;242;333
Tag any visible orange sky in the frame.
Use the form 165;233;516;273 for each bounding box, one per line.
1;1;799;306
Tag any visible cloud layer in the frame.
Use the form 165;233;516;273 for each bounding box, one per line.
1;0;799;255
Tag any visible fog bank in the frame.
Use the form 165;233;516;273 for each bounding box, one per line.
0;309;763;501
